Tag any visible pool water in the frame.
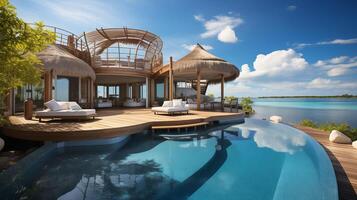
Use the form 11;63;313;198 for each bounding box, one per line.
0;119;338;200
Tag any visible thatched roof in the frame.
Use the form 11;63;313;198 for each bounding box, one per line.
37;45;96;79
172;44;239;83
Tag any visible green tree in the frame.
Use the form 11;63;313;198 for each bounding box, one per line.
241;97;254;114
0;0;55;123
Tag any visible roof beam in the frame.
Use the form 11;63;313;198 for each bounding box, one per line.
96;28;112;41
134;31;148;67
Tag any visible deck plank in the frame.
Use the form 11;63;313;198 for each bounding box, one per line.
295;125;357;200
3;108;244;141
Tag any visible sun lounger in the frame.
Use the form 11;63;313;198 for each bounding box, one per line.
151;99;189;115
35;100;96;122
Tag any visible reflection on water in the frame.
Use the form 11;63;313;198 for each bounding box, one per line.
2;119;337;200
231;119;306;154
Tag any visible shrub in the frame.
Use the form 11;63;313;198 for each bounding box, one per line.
241;97;254;114
299;119;357;140
299;119;317;128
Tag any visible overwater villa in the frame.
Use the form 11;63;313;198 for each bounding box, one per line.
1;25;243;140
0;24;356;200
4;26;238;114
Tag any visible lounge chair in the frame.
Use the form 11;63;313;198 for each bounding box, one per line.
223;98;242;112
151;99;189;115
35;100;96;122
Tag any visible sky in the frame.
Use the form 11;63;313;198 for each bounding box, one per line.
11;0;357;97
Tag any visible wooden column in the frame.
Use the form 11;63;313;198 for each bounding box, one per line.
164;77;168;100
44;71;53;102
78;77;81;102
197;70;201;111
169;56;173;100
89;79;94;108
150;79;156;106
146;77;149;108
221;74;224;111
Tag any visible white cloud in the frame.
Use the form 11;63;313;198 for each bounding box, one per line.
323;38;357;45
307;78;356;89
182;44;213;51
217;26;238;43
307;78;337;89
194;14;243;43
31;0;111;24
327;68;349;77
287;5;297;11
314;56;357;77
208;50;356;97
240;49;308;79
194;15;205;22
296;38;357;48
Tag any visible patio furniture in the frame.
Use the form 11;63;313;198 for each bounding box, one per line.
152;99;189;115
224;98;242;112
35;100;96;122
123;99;146;107
96;99;112;108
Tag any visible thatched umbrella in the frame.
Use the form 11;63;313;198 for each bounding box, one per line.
172;44;239;83
37;45;96;79
170;44;240;110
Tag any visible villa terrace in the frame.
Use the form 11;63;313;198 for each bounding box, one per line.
3;108;244;141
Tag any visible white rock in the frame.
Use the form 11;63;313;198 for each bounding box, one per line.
270;115;282;123
0;138;4;152
329;130;352;144
352;141;357;149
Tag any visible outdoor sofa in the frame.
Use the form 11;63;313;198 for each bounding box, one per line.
35;100;96;122
151;99;189;115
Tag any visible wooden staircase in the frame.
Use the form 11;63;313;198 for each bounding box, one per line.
191;80;208;95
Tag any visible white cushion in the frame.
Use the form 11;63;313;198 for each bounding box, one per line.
68;102;82;110
353;141;357;149
44;99;62;111
35;109;96;117
152;106;188;113
172;99;183;107
162;101;173;107
329;130;352;144
57;102;70;110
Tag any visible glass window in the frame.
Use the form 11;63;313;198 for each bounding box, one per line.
14;80;44;113
56;77;69;101
156;83;164;98
97;85;107;98
108;86;120;98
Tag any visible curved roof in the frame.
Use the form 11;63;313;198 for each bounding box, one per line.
173;44;239;83
83;27;163;57
37;45;96;79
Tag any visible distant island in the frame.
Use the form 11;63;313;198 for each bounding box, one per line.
258;94;357;99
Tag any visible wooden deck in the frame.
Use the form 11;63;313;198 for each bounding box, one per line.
295;125;357;200
3;108;244;141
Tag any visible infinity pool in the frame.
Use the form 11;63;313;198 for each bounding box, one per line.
0;119;338;200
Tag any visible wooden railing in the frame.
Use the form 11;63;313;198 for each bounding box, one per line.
28;23;89;53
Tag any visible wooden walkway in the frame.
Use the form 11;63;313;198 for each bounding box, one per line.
295;125;357;200
3;108;244;141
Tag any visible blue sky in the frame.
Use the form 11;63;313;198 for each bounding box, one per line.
11;0;357;97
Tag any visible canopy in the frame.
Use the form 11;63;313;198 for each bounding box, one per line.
37;45;96;80
83;28;163;59
172;44;239;83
